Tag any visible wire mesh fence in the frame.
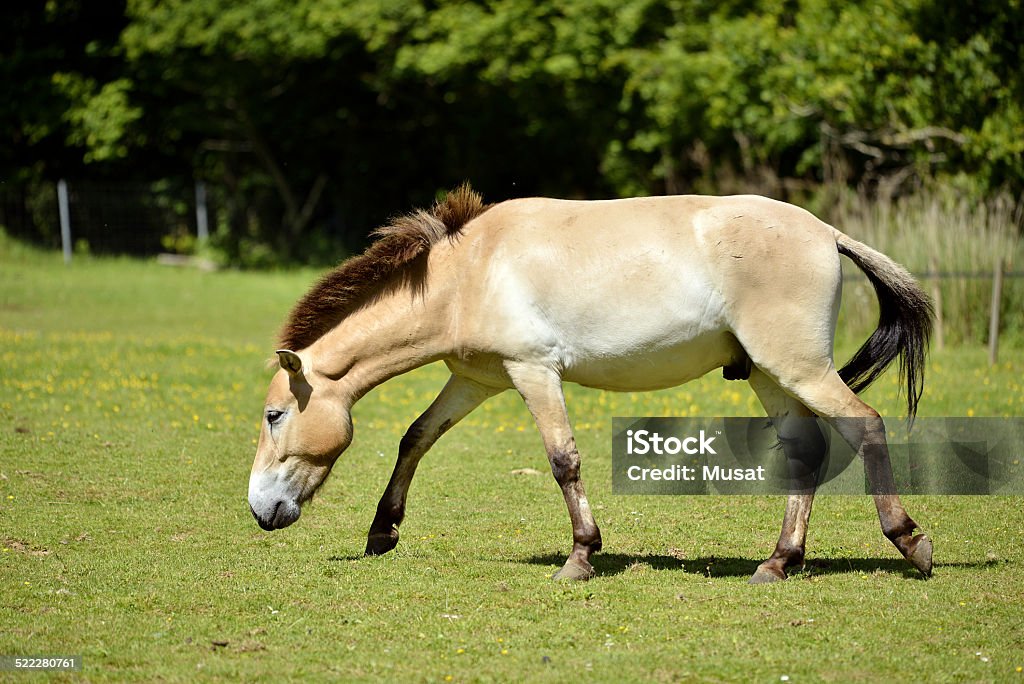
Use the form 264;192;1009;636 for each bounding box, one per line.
1;177;379;269
1;178;201;257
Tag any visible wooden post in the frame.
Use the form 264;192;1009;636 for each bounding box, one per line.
195;180;209;243
929;256;944;352
57;179;71;265
988;259;1004;366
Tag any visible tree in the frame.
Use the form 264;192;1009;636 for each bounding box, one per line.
3;0;1020;263
1;1;134;181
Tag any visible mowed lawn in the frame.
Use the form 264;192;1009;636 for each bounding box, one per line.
2;238;1023;682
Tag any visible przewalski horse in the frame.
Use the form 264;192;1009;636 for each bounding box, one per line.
248;184;933;583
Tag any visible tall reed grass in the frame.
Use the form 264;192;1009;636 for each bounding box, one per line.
829;189;1024;348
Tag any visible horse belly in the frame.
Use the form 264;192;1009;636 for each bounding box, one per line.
541;255;740;390
561;330;743;392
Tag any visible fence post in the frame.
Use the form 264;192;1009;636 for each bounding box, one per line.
195;180;209;243
988;259;1004;366
929;256;944;352
57;179;71;265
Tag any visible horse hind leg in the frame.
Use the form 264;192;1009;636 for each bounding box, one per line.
830;408;933;576
759;367;932;577
747;368;827;583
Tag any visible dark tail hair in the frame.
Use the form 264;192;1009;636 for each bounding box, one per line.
835;232;934;419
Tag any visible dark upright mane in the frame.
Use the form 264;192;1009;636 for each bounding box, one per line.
279;183;488;351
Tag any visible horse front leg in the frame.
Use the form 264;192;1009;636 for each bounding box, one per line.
506;362;602;581
365;374;497;556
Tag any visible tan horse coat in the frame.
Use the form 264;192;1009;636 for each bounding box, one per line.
249;186;933;582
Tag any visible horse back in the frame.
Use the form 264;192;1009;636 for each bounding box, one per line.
436;195;842;389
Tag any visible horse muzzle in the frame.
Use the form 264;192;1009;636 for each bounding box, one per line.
248;471;302;530
249;498;301;530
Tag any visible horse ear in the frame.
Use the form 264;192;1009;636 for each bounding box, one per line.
275;350;303;376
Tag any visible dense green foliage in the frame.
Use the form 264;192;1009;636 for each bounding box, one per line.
3;0;1022;263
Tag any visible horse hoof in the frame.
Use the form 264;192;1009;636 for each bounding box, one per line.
552;558;595;581
748;565;786;584
364;530;399;556
907;534;933;577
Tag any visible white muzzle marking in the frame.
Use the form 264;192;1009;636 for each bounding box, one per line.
248;470;301;530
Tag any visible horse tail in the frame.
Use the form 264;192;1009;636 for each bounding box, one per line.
833;230;933;419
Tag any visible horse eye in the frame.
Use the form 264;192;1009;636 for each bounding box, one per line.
265;409;285;425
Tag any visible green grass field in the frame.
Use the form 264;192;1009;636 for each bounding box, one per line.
2;238;1023;682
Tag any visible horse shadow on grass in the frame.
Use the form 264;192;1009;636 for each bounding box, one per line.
326;550;1001;579
520;552;999;580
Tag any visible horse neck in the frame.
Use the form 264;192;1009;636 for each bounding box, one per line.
308;277;453;403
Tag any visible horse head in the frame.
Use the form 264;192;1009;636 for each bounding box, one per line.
248;349;352;530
